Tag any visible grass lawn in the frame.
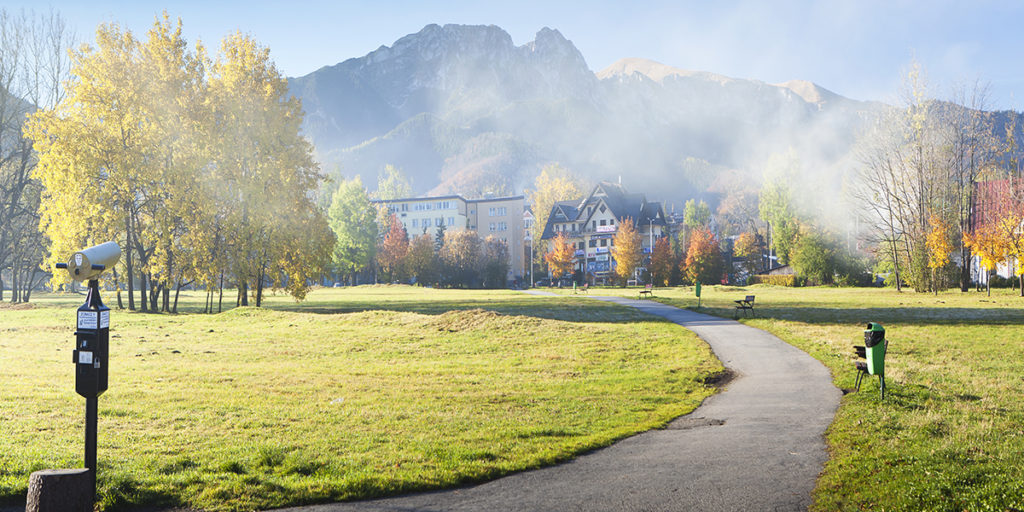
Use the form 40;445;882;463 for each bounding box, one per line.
560;283;1024;511
0;286;721;511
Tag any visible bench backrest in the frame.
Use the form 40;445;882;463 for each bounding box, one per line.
745;295;755;302
645;284;653;291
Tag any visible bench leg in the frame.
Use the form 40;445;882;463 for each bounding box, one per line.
879;375;886;400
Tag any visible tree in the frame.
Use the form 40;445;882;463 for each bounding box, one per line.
406;233;438;286
376;164;412;200
683;199;712;229
733;231;762;276
611;216;642;285
439;229;481;288
377;214;409;283
791;231;836;285
649;236;673;286
207;31;331;306
527;163;584;265
963;222;1007;297
759;153;802;266
925;214;954;294
0;9;72;303
328;176;377;285
684;228;723;285
544;232;575;279
480;236;510;288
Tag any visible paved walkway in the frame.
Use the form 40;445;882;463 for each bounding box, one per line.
276;294;841;512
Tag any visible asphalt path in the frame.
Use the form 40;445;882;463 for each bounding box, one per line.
274;293;841;512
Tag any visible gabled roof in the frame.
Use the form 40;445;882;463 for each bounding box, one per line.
541;200;580;239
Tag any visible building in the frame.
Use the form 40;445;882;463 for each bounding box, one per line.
373;194;525;281
539;182;669;281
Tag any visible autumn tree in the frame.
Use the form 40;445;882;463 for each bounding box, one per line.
611;216;642;285
733;231;762;276
377;214;409;283
648;236;673;286
544;231;575;279
684;228;723;285
925;214;954;294
329;176;377;285
963;222;1007;297
527;163;584;265
406;233;438;286
791;231;836;285
759;153;802;266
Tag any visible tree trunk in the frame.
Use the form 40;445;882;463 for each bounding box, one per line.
112;268;124;309
255;264;265;307
162;285;170;313
218;272;224;313
173;280;182;313
138;270;147;312
0;274;4;301
126;217;135;310
239;281;248;306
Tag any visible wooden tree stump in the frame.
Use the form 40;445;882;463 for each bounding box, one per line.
25;469;92;512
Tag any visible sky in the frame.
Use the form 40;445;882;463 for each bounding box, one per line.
7;0;1024;111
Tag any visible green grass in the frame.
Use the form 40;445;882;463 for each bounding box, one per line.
566;284;1024;511
0;286;721;511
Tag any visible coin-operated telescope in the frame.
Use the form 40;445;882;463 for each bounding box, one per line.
54;241;121;503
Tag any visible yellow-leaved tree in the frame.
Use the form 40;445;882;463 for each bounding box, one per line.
527;163;584;267
611;216;642;285
544;232;575;281
925;214;953;295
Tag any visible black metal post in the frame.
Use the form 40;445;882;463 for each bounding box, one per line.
85;395;97;500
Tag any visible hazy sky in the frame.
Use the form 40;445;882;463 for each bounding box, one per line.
10;0;1024;110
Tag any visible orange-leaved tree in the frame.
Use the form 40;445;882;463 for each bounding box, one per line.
611;217;642;285
544;232;575;279
649;236;673;286
684;228;723;285
377;214;409;282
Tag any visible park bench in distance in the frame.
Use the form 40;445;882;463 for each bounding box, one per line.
639;283;653;299
734;295;755;317
575;283;589;294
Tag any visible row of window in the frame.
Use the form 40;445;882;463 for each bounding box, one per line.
554;217;617;232
410;200;456;212
489;222;508;232
488;206;508;217
411;217;456;228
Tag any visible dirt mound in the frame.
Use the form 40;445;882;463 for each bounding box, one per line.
428;309;505;332
0;302;34;310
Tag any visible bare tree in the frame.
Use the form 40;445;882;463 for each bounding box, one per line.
0;8;73;302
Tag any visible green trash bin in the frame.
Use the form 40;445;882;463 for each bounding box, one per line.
864;322;886;375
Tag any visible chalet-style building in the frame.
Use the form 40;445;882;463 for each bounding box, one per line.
540;181;669;281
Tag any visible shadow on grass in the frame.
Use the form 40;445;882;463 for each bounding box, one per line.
263;296;656;324
664;302;1024;327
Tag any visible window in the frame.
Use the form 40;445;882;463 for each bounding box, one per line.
448;217;454;226
610;218;615;225
592;220;597;230
600;239;607;247
489;206;506;216
600;219;607;226
401;204;408;211
489;223;496;231
489;207;495;216
589;240;596;248
578;242;585;250
571;223;576;232
498;222;507;231
435;218;442;226
412;219;418;228
426;203;432;210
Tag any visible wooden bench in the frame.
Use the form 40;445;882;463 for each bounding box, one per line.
734;295;755;317
638;283;653;299
575;282;589;294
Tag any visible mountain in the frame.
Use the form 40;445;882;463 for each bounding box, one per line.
288;24;880;204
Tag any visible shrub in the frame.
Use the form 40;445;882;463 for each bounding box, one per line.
749;274;802;287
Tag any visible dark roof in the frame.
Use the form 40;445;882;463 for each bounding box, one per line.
371;194;524;204
540;182;667;239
